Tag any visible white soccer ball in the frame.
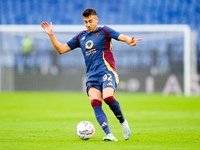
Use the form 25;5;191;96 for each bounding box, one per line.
76;121;95;140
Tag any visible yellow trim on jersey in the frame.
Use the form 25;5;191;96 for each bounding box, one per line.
110;41;112;50
103;53;119;85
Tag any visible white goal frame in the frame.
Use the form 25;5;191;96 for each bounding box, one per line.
0;24;192;96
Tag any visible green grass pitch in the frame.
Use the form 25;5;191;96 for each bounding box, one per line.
0;92;200;150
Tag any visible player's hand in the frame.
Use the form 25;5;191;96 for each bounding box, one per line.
130;36;142;46
41;22;53;36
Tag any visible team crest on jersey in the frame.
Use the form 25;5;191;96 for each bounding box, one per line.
85;40;93;49
95;32;100;37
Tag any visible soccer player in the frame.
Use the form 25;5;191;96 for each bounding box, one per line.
41;8;142;141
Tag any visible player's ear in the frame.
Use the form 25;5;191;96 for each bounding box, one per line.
96;17;99;23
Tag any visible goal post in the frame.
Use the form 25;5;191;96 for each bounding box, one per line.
0;24;198;96
108;25;192;96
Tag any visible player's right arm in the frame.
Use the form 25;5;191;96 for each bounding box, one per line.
41;22;71;54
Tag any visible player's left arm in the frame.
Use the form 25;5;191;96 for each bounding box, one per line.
118;34;142;46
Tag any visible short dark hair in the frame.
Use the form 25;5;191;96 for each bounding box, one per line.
82;8;97;17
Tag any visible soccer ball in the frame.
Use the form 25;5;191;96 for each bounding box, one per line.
76;121;95;140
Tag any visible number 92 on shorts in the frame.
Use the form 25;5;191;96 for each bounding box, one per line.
86;71;119;93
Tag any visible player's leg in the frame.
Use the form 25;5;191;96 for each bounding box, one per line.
88;87;117;141
103;87;125;124
102;79;131;140
102;72;126;124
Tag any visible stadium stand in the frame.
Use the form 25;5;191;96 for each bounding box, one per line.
0;0;200;71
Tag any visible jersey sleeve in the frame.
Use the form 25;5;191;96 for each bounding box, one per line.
103;26;121;40
66;33;81;50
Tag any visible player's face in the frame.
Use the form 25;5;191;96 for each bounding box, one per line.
83;15;98;33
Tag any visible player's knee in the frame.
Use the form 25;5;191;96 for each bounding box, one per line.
91;99;102;108
104;96;115;105
88;87;102;101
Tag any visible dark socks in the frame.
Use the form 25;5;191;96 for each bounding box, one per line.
104;96;125;123
91;99;111;135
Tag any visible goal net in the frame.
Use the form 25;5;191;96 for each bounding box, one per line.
0;25;199;96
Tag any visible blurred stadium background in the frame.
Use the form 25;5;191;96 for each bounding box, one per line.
0;0;200;95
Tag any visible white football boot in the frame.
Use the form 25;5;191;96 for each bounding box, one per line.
120;120;131;140
103;133;118;141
